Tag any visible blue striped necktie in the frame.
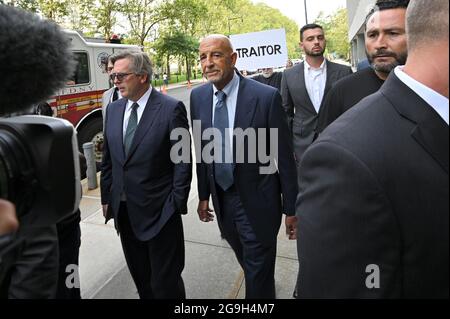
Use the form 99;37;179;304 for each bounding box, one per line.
214;91;234;191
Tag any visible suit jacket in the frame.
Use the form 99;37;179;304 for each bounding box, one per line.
102;87;115;129
281;60;352;163
190;72;298;247
296;73;449;298
100;89;192;241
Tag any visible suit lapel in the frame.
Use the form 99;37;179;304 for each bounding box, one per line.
234;76;257;130
109;99;127;163
199;83;213;130
297;62;317;114
323;60;334;100
382;74;449;173
125;89;162;161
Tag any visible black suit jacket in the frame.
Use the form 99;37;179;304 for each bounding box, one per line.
100;89;192;241
281;60;352;163
296;73;449;298
190;73;298;247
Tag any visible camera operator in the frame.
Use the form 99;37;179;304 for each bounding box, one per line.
0;5;77;298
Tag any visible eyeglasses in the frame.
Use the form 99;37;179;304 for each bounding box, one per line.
110;72;135;81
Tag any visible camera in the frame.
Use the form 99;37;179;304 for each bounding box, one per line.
0;4;79;289
0;116;81;226
0;116;81;285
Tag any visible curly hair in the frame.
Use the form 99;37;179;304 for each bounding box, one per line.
0;5;75;116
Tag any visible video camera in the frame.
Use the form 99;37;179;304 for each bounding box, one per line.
0;5;80;285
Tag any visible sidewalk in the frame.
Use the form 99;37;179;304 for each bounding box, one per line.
155;78;205;92
78;175;299;299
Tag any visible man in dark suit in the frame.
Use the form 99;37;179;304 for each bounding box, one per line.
101;50;192;299
296;0;448;298
317;0;409;133
281;24;352;166
191;35;298;299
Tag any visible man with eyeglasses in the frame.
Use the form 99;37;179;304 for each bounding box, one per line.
100;50;192;299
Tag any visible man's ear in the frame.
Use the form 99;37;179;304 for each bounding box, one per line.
141;74;149;84
230;52;238;67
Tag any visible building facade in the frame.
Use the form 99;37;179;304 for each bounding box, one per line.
347;0;376;67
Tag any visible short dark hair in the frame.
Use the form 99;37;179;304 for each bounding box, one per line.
365;0;410;26
300;24;324;42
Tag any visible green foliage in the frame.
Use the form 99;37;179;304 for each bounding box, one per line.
315;8;350;60
154;31;199;59
92;0;119;40
11;0;335;63
122;0;167;46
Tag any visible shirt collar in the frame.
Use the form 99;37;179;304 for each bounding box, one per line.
305;59;327;71
395;66;449;125
127;86;152;110
213;71;239;97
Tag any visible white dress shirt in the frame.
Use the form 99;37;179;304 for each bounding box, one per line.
120;86;152;201
304;59;327;113
395;67;449;125
123;86;153;141
212;72;240;150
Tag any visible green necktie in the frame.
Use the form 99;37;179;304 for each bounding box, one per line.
124;102;139;156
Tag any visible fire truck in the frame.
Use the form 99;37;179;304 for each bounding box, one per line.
48;30;139;161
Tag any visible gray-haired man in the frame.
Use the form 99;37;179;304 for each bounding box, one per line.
100;50;192;299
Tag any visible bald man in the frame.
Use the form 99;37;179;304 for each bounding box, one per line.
190;35;298;299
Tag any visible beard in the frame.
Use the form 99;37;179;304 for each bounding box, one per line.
305;46;325;57
367;49;408;74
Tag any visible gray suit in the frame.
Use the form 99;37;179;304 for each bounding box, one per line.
101;87;116;130
281;61;352;164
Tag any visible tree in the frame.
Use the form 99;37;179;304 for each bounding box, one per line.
315;8;350;60
64;0;94;33
93;0;119;40
154;31;199;81
160;0;207;80
122;0;167;47
4;0;68;23
3;0;39;12
36;0;69;23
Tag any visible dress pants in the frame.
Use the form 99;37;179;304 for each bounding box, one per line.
118;202;185;299
217;185;277;299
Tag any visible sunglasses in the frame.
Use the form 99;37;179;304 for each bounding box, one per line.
109;72;135;81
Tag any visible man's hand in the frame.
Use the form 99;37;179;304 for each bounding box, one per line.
197;200;214;223
285;215;298;240
0;199;19;236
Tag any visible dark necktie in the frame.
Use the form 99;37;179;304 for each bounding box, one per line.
112;87;119;102
214;91;234;191
124;102;139;156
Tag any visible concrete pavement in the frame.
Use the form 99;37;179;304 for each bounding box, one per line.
79;175;298;299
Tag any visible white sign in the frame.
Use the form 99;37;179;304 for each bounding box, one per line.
230;29;288;71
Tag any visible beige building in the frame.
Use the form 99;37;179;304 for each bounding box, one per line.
347;0;376;66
